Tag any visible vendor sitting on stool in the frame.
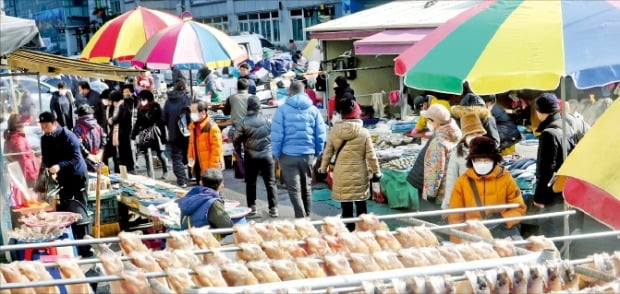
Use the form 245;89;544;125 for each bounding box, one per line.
177;168;233;230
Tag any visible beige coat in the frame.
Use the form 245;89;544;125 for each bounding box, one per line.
320;119;380;201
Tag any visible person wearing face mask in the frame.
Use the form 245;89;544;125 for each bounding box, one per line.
102;90;121;172
108;90;136;174
50;81;75;130
418;104;461;219
132;90;168;179
187;101;223;184
443;113;487;210
448;136;526;241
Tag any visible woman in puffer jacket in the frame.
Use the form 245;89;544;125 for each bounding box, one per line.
319;94;381;231
233;96;279;218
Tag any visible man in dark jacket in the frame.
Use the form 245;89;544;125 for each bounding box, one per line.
224;78;252;179
533;93;575;238
177;168;232;230
483;95;521;153
233;96;278;217
77;81;105;127
39;111;91;257
163;80;192;187
50;81;74;130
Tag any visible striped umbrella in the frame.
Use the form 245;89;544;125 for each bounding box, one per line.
131;20;246;70
394;0;620;94
80;6;181;62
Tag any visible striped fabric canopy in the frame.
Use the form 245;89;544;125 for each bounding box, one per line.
80;6;181;62
132;21;246;70
394;0;620;94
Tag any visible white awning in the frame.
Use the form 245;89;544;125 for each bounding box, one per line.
0;14;43;56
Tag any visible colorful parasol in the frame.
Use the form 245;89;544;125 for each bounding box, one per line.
80;6;181;62
555;99;620;230
394;0;620;95
131;20;246;70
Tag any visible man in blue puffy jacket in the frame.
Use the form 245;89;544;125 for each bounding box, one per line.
271;81;326;218
177;168;232;230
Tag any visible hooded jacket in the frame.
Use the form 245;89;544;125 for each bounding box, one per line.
319;119;380;201
443;144;470;209
188;115;223;173
233;108;272;160
423;120;462;201
448;165;526;230
490;104;521;149
534;112;575;205
4;130;39;183
451;105;501;147
177;186;232;229
163;88;191;144
74;114;105;171
271;93;326;158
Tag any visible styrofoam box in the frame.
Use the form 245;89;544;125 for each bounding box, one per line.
515;139;539;159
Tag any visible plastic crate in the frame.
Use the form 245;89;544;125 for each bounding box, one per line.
87;192;119;224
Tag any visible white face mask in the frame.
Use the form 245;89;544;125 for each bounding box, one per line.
190;113;200;122
473;161;494;175
140;100;148;106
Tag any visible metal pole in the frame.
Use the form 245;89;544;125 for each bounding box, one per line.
0;204;518;251
94;165;101;238
511;230;620;246
430;210;576;231
37;72;43;114
559;76;570;259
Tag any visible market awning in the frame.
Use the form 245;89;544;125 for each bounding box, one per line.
354;29;433;55
0;15;43;56
6;49;145;81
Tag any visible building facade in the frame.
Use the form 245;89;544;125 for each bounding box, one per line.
4;0;123;56
121;0;344;48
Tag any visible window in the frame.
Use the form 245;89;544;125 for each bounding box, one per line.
202;16;229;33
290;8;317;41
238;11;280;43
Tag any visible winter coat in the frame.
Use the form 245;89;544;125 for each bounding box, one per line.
448;165;526;229
423;120;461;202
85;90;105;127
188;116;223;173
177;186;232;229
164;89;191;145
443;144;469;209
534;113;575;205
132;101;166;152
451;105;501;147
233;109;272;160
319;119;380;201
41;125;87;182
73;115;105;171
490;104;521;150
407;137;431;190
110;99;134;142
50;91;75;130
414;97;451;131
223;91;250;126
271;93;326;158
3;131;39;183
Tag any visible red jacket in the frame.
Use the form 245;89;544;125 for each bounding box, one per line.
4;131;39;183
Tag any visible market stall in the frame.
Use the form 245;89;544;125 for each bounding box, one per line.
1;206;619;293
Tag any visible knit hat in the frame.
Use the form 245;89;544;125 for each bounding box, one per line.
421;104;451;124
460;93;485;107
247;96;261;112
535;93;560;114
38;111;56;123
77;104;94;116
467;136;503;163
460;113;487;137
334;76;349;89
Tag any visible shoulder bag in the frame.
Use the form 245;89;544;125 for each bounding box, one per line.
326;140;348;189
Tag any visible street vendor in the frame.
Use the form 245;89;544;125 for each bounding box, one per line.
405;94;451;139
177;168;232;230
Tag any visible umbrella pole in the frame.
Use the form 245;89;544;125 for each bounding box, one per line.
94;165;101;238
560;76;570;259
189;70;194;100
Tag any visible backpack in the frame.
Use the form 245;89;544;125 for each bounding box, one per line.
74;120;103;155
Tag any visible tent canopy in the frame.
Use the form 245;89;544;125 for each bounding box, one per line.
7;49;145;81
354;29;433;55
0;14;43;56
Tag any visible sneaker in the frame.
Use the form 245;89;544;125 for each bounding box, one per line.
180;183;187;188
161;172;168;180
249;205;257;215
269;208;278;218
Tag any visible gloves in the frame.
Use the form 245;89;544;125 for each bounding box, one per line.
371;172;383;182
